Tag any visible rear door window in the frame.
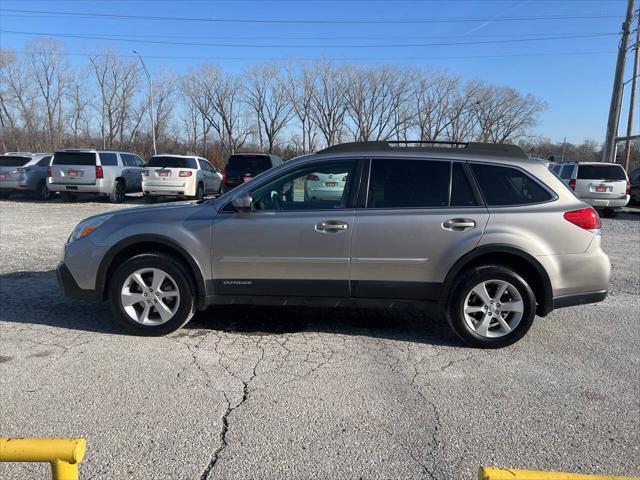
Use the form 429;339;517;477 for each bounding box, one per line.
99;153;118;166
577;164;627;181
0;156;31;167
560;165;573;179
52;152;97;166
470;163;553;206
367;159;450;208
450;163;479;207
148;156;198;169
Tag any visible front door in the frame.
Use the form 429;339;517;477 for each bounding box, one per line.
212;159;361;297
350;158;489;301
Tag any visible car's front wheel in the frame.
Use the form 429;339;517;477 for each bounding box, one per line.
109;253;197;335
446;265;536;348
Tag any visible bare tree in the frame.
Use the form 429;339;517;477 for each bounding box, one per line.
309;61;348;147
283;62;318;153
67;73;94;146
244;64;293;153
413;70;460;141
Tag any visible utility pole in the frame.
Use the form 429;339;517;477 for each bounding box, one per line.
624;13;639;171
133;50;157;156
603;0;635;163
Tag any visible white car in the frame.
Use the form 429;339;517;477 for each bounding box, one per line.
142;154;222;202
304;171;349;202
552;162;630;217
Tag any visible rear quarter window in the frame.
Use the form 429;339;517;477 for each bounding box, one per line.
470;163;553;206
52;152;97;166
577;164;627;181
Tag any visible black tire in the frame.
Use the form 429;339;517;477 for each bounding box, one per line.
602;208;618;218
143;194;157;204
60;192;76;202
195;183;205;201
109;253;197;336
445;265;536;348
36;180;51;201
109;179;126;203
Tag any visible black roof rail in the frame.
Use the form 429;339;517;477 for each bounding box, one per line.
317;140;528;159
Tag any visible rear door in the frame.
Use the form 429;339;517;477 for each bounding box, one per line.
575;164;628;200
212;159;361;297
50;151;97;185
349;158;489;301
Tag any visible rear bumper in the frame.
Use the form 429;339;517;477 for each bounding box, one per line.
47;182;104;194
0;177;39;191
56;262;100;300
552;290;607;309
578;195;630;208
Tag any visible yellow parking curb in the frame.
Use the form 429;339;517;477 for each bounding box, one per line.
0;437;86;480
479;467;640;480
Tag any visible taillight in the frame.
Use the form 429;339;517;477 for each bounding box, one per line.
568;179;576;191
96;165;104;179
307;174;320;181
563;208;601;232
47;166;51;177
626;180;630;195
179;171;192;177
222;169;227;183
141;170;149;177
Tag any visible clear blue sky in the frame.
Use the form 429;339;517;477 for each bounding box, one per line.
0;0;634;143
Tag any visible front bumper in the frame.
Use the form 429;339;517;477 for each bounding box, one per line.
56;262;100;300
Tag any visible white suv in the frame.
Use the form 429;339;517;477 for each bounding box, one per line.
142;154;222;202
550;162;630;217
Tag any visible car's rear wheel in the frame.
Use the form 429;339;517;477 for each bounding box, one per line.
446;265;536;348
109;253;196;335
195;183;205;200
60;192;76;202
109;180;126;203
602;208;618;218
36;180;51;201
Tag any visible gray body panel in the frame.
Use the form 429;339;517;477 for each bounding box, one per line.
0;154;52;191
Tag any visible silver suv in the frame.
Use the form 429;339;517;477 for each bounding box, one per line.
47;149;145;203
57;141;610;348
550;161;630;217
0;152;53;200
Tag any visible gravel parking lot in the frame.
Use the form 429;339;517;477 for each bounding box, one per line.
1;195;639;480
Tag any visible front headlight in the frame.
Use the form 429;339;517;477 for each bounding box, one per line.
68;214;113;243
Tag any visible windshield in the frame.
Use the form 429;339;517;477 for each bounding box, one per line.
0;155;31;167
52;152;97;166
148;156;197;169
226;155;271;172
577;164;626;181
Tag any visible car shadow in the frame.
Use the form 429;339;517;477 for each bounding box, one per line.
0;270;463;347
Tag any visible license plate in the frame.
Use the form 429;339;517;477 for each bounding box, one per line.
0;173;7;179
595;185;606;192
325;181;337;187
68;170;78;177
243;175;252;183
159;171;170;177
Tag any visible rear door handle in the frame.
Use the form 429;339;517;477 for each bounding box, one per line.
315;220;349;233
442;218;476;231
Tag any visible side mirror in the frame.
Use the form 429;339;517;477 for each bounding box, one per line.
231;192;252;212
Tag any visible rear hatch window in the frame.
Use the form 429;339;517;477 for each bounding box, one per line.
577;164;626;181
148;156;197;169
52;152;97;165
0;156;31;167
226;155;271;174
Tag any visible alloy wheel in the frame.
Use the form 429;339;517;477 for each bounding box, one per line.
120;268;181;325
462;279;524;338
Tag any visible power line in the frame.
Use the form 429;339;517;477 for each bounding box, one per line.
0;8;621;24
8;49;615;62
0;30;618;48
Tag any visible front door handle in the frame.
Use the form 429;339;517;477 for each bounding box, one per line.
442;218;476;231
315;220;349;233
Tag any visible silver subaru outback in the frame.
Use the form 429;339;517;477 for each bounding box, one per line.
57;141;610;348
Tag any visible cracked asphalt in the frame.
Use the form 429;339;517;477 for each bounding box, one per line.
1;196;639;479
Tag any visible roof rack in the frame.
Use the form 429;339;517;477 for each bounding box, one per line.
317;140;528;159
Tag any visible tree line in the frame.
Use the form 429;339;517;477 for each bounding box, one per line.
2;38;552;167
